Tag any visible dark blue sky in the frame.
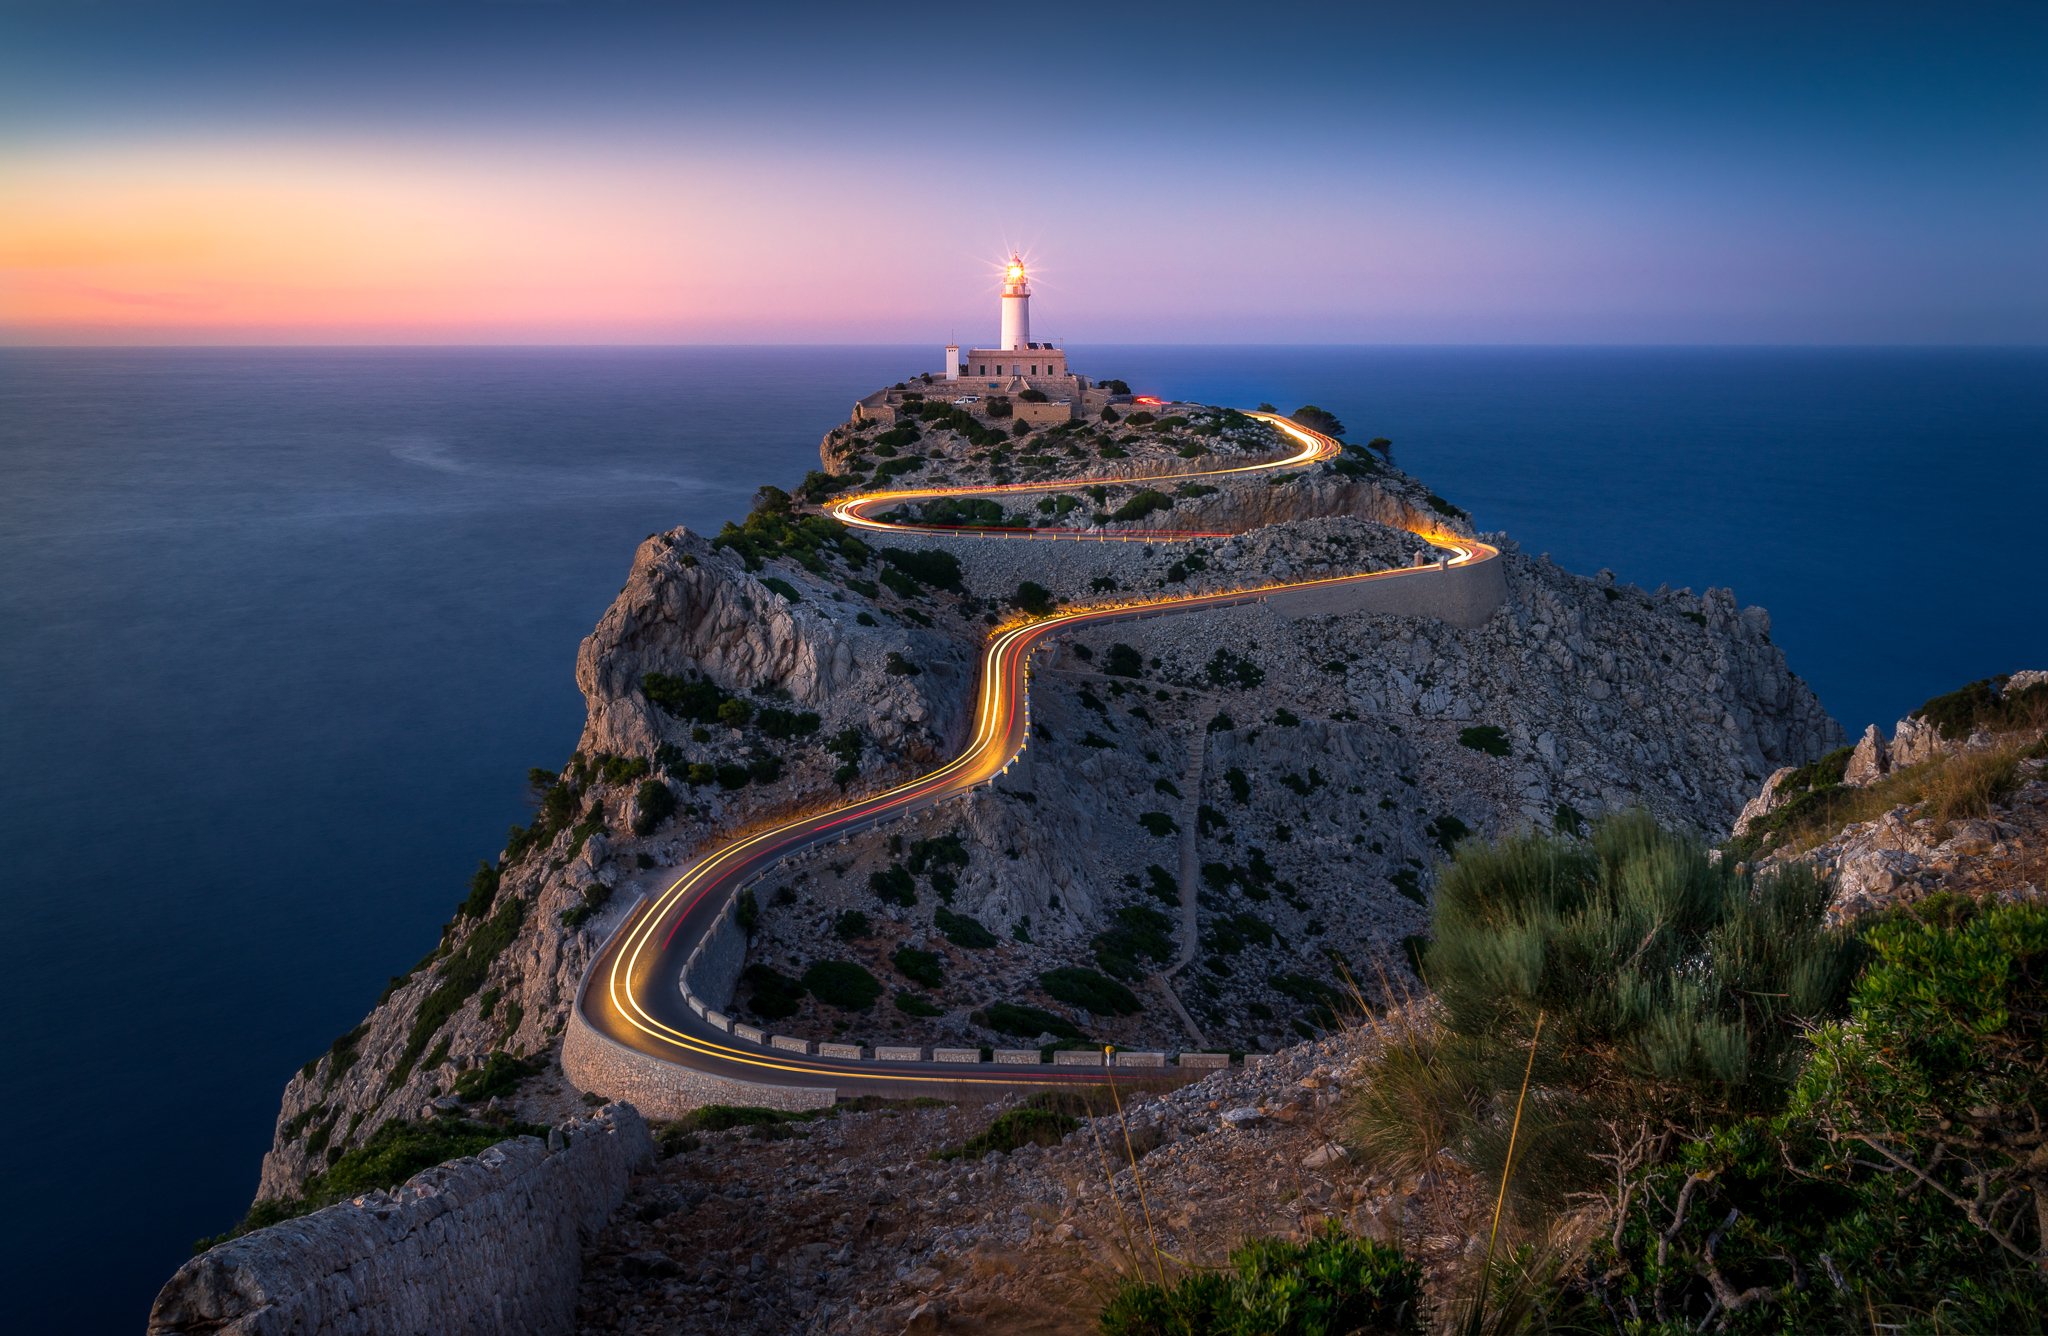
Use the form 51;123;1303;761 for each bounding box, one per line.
4;1;2043;343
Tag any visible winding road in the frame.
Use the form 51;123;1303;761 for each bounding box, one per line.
570;412;1498;1103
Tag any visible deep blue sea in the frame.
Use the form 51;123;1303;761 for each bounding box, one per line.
2;345;2043;1329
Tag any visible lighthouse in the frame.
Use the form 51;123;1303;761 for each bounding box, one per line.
999;253;1030;350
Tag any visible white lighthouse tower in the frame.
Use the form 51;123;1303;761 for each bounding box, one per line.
999;253;1030;350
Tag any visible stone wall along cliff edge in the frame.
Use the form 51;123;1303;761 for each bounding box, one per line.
150;1103;653;1336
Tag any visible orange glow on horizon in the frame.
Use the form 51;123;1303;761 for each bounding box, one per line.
0;141;981;342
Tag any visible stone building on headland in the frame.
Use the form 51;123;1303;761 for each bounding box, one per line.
853;253;1127;427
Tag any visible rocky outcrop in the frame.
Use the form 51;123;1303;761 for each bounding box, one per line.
248;393;1838;1205
1844;723;1888;785
576;530;972;760
154;1104;653;1336
1740;670;2048;924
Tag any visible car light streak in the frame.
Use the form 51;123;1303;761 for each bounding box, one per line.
577;412;1497;1092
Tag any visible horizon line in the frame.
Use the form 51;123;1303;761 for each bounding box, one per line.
4;340;2045;352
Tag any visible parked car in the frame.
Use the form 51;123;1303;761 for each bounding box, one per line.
952;395;980;405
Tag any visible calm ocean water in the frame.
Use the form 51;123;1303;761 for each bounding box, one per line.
2;345;2042;1327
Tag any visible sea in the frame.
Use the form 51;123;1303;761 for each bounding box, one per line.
1;345;2042;1329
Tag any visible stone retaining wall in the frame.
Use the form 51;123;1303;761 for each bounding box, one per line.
148;1104;653;1336
561;999;838;1117
1270;550;1506;629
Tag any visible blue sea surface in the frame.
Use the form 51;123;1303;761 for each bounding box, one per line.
0;345;2042;1329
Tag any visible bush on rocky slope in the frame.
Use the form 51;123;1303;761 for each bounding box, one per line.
1098;1220;1420;1336
1353;810;2048;1331
1385;811;1855;1208
1570;896;2048;1332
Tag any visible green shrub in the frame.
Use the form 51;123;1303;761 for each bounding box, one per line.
797;469;857;504
557;881;614;928
641;671;730;723
1014;580;1055;616
1143;865;1178;904
1099;1222;1419;1336
869;865;916;906
892;945;945;988
907;833;967;875
1289;405;1348;437
1138;811;1177;837
1093;904;1175;979
833;910;871;941
801;960;882;1011
1367;813;1856;1211
1040;966;1141;1015
1423;491;1467;521
709;489;869;573
631;779;676;835
451;1050;541;1102
755;706;821;740
1913;673;2048;740
393;895;527;1085
872;456;927;482
1103;643;1144;677
893;990;943;1017
1424;813;1469;854
202;1117;546;1246
668;1104;822;1135
759;576;801;603
935;908;996;948
1109;489;1173;523
934;1093;1081;1160
884;651;920;677
879;546;965;593
459;861;499;919
1571;905;2048;1331
1457;724;1510;757
1204;648;1264;690
975;1002;1081;1040
741;963;805;1020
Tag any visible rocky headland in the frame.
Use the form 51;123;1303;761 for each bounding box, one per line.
170;393;1897;1332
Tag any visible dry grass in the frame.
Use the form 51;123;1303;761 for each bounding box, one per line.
1763;734;2035;855
1344;1028;1483;1179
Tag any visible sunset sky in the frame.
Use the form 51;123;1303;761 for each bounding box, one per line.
4;1;2044;345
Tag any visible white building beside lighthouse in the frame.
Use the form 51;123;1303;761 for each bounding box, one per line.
852;253;1123;427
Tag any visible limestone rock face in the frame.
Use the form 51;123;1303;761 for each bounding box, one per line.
1844;723;1889;786
1890;714;1945;769
1734;766;1799;837
155;1104;652;1336
576;528;971;760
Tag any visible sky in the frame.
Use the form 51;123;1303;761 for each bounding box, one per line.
2;1;2044;345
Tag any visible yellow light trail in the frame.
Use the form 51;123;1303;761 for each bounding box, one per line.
579;412;1497;1090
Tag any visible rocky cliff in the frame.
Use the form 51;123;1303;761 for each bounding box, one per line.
1736;669;2048;925
155;1104;652;1336
244;398;1837;1210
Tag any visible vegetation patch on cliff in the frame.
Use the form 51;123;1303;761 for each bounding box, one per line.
201;1116;546;1249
